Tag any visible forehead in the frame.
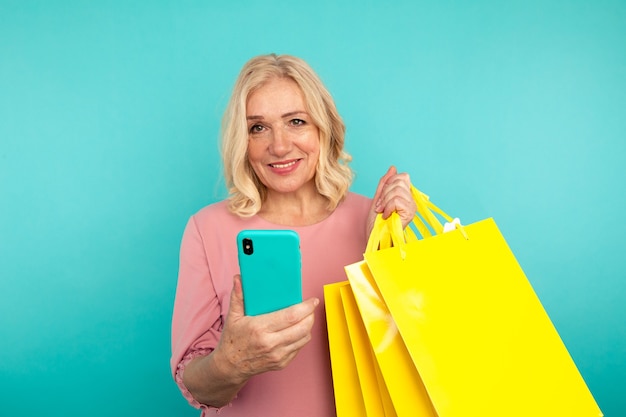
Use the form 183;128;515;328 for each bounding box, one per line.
246;77;306;116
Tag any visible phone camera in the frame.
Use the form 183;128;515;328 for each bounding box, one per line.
242;238;254;255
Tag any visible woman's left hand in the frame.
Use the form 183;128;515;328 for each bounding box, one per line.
367;166;416;235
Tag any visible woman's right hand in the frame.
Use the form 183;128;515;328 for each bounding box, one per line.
215;274;319;381
183;274;318;408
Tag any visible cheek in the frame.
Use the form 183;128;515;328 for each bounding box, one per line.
309;138;322;162
246;141;264;163
310;145;321;162
305;137;320;152
301;130;321;156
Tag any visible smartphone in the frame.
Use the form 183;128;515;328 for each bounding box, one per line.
236;229;303;316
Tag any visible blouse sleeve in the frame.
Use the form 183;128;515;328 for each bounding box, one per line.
171;215;225;412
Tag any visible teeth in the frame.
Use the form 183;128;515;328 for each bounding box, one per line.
271;161;297;169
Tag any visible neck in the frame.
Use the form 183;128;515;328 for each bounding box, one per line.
258;187;331;227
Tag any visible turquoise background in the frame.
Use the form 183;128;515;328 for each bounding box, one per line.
1;0;624;415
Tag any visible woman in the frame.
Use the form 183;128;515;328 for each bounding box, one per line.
171;53;415;416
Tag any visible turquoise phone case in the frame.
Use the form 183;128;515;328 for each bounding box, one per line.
236;229;302;316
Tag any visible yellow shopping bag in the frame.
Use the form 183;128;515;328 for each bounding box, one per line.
325;280;398;417
344;260;437;417
339;284;396;417
363;186;603;417
324;281;367;417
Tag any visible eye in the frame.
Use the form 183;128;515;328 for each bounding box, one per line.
290;118;305;126
249;124;265;134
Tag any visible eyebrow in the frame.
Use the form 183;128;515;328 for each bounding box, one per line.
246;111;308;121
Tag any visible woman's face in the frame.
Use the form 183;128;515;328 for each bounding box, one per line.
246;77;321;196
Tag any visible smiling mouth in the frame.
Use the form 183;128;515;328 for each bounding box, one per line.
269;160;300;169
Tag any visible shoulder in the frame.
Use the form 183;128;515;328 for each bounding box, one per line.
325;192;371;225
183;200;244;238
341;192;372;212
192;200;232;222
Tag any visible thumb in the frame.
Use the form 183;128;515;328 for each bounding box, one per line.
228;274;246;318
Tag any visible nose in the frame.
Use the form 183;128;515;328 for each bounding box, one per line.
268;126;292;156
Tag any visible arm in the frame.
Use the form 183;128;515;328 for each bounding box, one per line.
171;216;229;411
181;333;247;408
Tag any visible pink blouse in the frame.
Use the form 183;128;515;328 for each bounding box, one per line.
171;193;372;416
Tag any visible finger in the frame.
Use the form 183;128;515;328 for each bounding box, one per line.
264;344;303;372
381;193;414;219
381;172;411;194
377;175;416;226
371;166;397;212
271;328;314;370
264;297;319;333
378;176;410;212
261;312;316;371
268;310;316;353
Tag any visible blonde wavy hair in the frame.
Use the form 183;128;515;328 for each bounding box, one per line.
221;53;354;217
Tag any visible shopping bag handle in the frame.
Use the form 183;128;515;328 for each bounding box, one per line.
366;185;468;257
366;212;406;253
